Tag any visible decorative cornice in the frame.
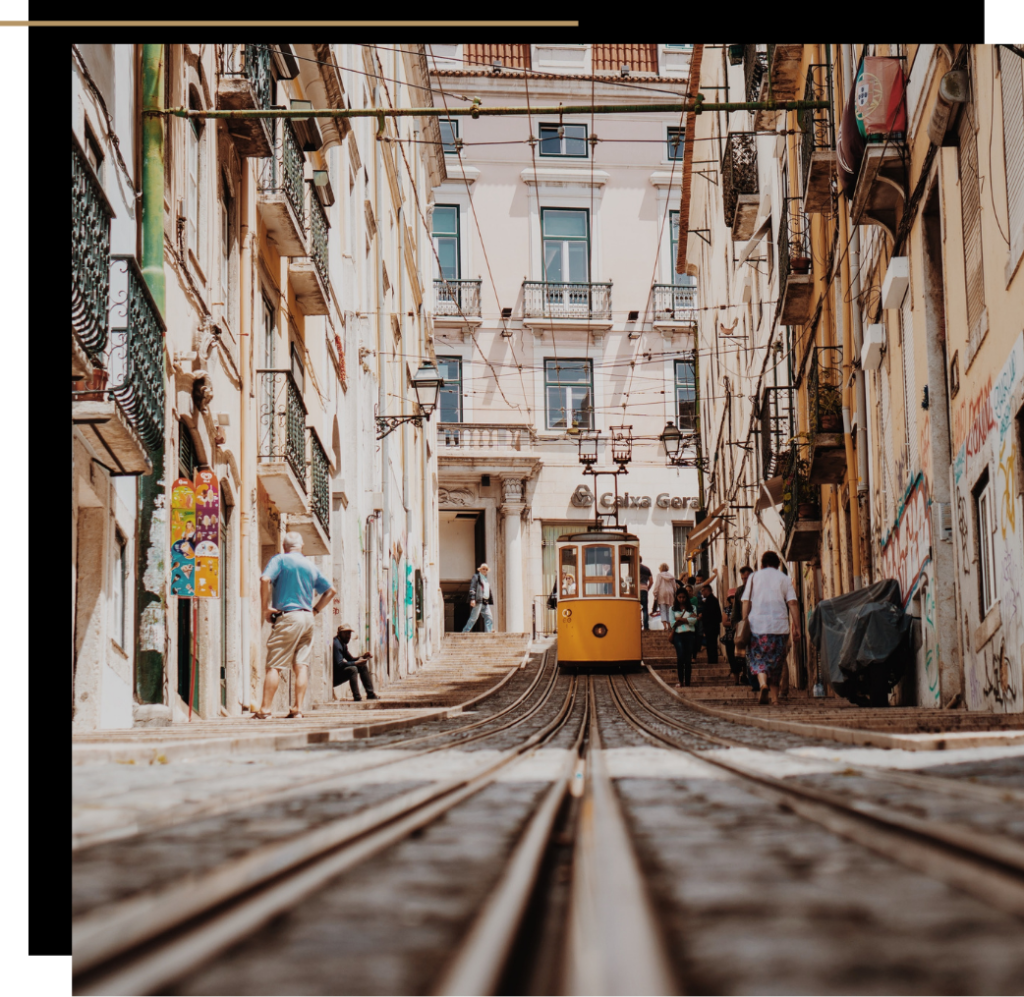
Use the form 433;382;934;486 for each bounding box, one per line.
520;166;609;188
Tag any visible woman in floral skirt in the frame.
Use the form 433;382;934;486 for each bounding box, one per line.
740;551;801;705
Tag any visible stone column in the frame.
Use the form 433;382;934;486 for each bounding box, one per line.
500;477;526;633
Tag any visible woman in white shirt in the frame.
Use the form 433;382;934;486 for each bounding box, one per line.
740;551;801;705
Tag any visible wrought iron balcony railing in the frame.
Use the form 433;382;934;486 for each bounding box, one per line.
782;446;817;540
256;369;308;490
309;428;330;537
721;132;759;229
104;256;167;453
652;283;697;324
800;63;835;197
743;45;768;102
308;191;330;292
777;195;811;300
523;281;612;321
437;423;536;451
808;345;843;435
259;119;305;231
218;43;273;111
759;384;795;481
72;132;115;364
434;278;482;317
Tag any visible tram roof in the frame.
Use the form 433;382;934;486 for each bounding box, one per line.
557;531;639;543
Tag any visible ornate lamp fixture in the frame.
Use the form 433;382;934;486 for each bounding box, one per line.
375;361;444;439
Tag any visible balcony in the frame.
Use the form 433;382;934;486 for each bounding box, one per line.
651;283;697;336
433;279;482;334
256;369;308;513
72;133;114;377
807;345;847;484
257;120;307;257
743;45;767;103
850;142;906;236
216;44;273;157
288;427;331;555
289;190;330;315
522;281;613;338
721;133;759;240
778;196;814;325
438;423;536;452
72;257;166;476
755;45;805;129
800;63;836;214
782;447;822;562
759;385;795;482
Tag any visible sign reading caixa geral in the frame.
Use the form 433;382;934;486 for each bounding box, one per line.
570;484;699;510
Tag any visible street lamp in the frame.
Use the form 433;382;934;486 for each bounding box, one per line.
375;360;444;438
609;425;633;467
660;420;683;460
577;429;600;465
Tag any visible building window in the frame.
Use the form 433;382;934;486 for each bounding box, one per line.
262;296;276;367
958;82;986;354
220;185;231;310
84;121;104;181
187;117;202;259
665;43;693;49
974;469;996;616
667;127;685;161
545;358;593;430
432;205;460;280
542;208;590;283
179;420;198;478
290;341;305;393
675;359;697;432
672;524;690;578
437;356;463;422
1000;45;1024;271
539;122;588;158
113;529;127;649
439;118;459;155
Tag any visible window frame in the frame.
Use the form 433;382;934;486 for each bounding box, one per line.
436;355;463;423
538;122;589;158
432;204;461;281
675;359;697;433
544;357;594;431
439;118;459;155
974;470;997;617
559;545;579;597
618;544;638;598
541;207;590;284
667;126;685;161
581;544;615;597
290;340;305;393
112;528;127;649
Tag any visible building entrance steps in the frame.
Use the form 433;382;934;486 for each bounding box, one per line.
72;634;537;766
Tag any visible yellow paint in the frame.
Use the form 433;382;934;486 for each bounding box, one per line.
999;440;1017;539
557;597;642;667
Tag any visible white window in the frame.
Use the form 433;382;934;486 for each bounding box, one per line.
187;118;200;258
1000;45;1024;276
220;188;231;317
975;473;997;616
112;530;127;649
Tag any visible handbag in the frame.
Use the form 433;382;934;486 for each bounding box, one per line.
734;575;753;650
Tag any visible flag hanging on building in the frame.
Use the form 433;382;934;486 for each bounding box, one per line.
170;476;196;597
194;469;220;598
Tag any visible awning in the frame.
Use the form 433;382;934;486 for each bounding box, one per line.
755;476;784;513
685;501;727;557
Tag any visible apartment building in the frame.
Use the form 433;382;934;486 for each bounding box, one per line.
425;44;703;634
72;43;446;730
686;43;1024;712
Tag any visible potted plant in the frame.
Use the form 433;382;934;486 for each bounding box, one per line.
74;363;108;402
790;255;811;275
728;45;745;66
817;373;842;432
783;452;819;521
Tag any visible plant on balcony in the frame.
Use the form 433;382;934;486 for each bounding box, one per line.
817;374;842;432
782;454;819;521
728;45;744;65
790;255;811;274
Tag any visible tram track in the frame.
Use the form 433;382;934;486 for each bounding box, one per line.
607;673;1024;922
72;648;576;996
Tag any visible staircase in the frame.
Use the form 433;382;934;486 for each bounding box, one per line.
642;628;754;700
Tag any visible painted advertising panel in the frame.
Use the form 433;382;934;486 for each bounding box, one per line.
170;477;196;597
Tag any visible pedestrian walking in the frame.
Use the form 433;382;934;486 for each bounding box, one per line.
638;556;653;630
669;589;698;687
700;584;722;664
740;551;800;705
650;563;678;631
333;624;379;701
254;532;336;719
722;590;742;683
462;563;495;632
734;565;755;691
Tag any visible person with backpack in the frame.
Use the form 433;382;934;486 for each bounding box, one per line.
650;563;678;631
462;563;495;632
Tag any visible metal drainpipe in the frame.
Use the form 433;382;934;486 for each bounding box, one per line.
238;158;253;710
135;44;168;706
376;82;389;684
398;201;410;674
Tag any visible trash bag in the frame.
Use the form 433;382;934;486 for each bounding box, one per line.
808;578;913;706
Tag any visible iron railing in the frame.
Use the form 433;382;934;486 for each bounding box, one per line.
721;132;759;228
523;281;613;320
652;283;697;323
102;256;167;453
743;45;768;102
308;191;330;291
218;43;273;111
259;119;305;230
782;445;819;541
309;428;330;537
434;278;482;317
808;345;843;435
759;384;795;481
72;133;114;363
778;195;811;302
800;63;835;197
256;369;308;489
437;423;536;450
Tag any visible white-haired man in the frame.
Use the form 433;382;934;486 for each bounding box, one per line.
462;563;494;633
254;532;336;719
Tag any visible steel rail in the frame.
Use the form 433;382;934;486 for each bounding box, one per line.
72;658;572;994
563;676;678;996
608;675;1024;922
432;679;587;996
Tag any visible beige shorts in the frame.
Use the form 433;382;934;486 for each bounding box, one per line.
266;610;314;673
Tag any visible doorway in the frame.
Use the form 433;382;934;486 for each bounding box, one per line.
440;509;486;632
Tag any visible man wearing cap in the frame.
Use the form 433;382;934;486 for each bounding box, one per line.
254;532;336;719
462;563;495;632
333;624;378;701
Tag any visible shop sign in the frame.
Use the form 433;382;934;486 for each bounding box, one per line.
569;483;698;510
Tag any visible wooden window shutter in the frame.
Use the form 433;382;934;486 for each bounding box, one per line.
958;97;987;356
901;291;918;475
1000;48;1024;269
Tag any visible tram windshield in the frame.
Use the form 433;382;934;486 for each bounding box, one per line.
619;545;637;597
559;546;578;596
583;545;614;595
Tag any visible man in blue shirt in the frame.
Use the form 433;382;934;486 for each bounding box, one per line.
254;532;336;719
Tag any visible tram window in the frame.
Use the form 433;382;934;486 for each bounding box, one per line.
583;545;614;596
619;545;637;597
559;546;578;596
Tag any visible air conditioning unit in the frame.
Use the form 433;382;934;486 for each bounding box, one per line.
862;324;886;370
882;257;910;309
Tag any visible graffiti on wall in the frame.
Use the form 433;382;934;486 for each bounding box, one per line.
952;373;995;458
878;472;932;608
920;583;940;706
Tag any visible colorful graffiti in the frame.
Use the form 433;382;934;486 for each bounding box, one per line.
952;373;994;458
921;584;940;706
878;472;932;607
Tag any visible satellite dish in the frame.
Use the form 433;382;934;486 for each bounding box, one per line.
939;70;968;104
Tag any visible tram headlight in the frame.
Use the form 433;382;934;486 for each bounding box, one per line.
592;623;608;638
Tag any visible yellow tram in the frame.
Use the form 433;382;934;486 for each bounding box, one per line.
555;528;642;671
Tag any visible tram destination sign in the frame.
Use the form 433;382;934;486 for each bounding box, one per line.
570;483;699;510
